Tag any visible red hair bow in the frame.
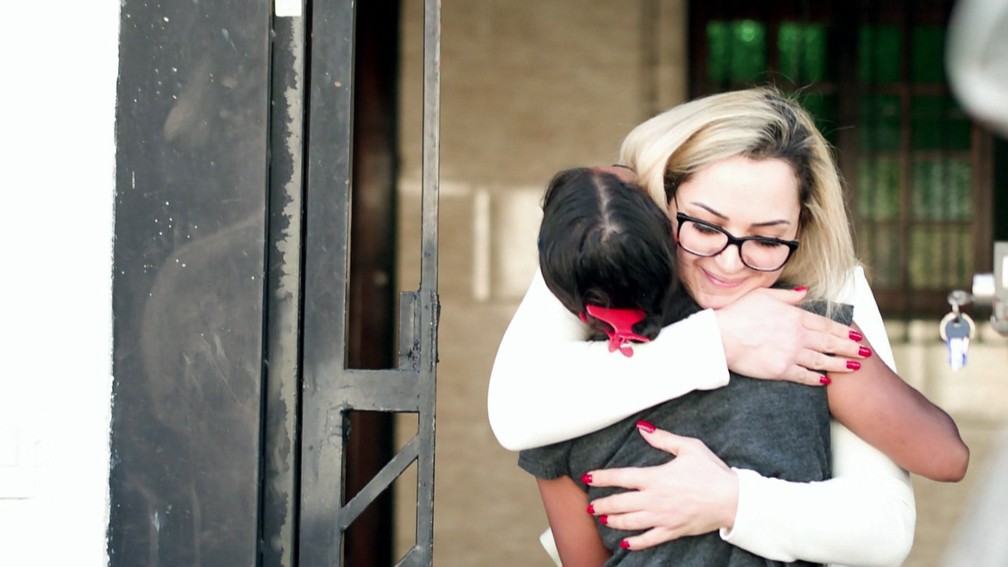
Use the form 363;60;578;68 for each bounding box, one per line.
579;304;651;357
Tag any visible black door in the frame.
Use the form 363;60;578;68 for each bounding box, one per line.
110;1;436;565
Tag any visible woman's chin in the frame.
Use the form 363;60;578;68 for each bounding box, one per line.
692;291;741;310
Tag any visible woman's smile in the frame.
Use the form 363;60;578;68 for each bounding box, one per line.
700;268;747;288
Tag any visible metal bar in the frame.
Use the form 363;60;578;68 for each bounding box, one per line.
399;291;421;370
338;436;420;530
395;548;421;567
298;0;440;563
344;0;402;558
327;369;424;412
414;0;442;562
299;0;355;561
261;3;308;565
341;376;421;411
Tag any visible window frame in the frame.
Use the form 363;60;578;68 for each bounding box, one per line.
687;0;995;317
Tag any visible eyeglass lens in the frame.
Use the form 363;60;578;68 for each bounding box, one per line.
678;219;792;271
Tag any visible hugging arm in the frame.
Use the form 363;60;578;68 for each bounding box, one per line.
536;477;610;567
585;267;919;565
487;268;730;451
826;269;969;482
583;424;915;565
827;326;969;481
724;265;967;564
487;269;868;451
722;425;916;566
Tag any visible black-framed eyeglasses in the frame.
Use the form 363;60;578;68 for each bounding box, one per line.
674;212;799;272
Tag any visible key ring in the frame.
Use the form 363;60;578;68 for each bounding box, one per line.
939;311;977;341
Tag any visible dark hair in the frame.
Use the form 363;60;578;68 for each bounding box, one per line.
538;167;679;341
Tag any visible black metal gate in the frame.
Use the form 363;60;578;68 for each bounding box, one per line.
110;0;440;564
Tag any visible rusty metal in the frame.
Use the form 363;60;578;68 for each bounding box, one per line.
261;2;307;565
109;1;272;564
298;0;440;565
111;0;438;563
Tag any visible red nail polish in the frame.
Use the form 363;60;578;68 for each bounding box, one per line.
819;375;831;386
636;420;656;433
600;514;609;525
581;473;593;485
847;360;861;370
793;286;808;292
859;346;872;357
586;504;595;515
849;330;863;341
620;540;631;550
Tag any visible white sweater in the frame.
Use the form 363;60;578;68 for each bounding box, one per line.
487;267;914;567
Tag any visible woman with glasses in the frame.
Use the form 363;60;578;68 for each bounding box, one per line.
488;87;968;565
525;164;857;566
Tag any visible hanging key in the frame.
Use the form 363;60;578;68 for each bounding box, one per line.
939;311;976;371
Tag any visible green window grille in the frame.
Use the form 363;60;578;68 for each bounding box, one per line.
695;2;988;316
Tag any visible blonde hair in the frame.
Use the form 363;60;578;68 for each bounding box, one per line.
619;86;858;302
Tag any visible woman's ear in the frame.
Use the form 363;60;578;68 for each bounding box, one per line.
667;205;680;241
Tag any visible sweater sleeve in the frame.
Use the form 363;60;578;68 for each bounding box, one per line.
487;268;730;451
722;425;915;566
720;266;916;566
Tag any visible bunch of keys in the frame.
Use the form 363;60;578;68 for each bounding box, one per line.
939;289;977;371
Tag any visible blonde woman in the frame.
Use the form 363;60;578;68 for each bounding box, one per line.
488;87;967;565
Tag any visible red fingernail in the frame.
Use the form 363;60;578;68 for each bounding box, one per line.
859;346;872;357
636;420;656;433
847;360;861;370
581;473;593;485
600;514;609;525
849;330;863;341
586;503;595;514
819;375;831;385
793;286;808;292
620;540;631;550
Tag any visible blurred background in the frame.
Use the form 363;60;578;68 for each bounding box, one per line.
392;1;1008;565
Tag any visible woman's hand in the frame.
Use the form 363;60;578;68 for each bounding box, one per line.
714;287;868;385
584;423;739;550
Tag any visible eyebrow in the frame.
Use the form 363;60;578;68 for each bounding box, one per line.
691;202;793;228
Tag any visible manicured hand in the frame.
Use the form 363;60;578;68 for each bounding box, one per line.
714;287;869;385
584;422;739;551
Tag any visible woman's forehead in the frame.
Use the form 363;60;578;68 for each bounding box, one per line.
675;157;801;220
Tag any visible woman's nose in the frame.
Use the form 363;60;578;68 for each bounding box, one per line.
714;242;745;272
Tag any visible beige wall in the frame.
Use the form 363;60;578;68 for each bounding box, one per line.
396;2;1008;565
399;0;686;190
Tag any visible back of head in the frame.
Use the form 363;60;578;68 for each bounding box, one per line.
538;167;678;340
619;86;858;301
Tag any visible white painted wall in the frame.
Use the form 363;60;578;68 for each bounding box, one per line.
0;2;118;566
